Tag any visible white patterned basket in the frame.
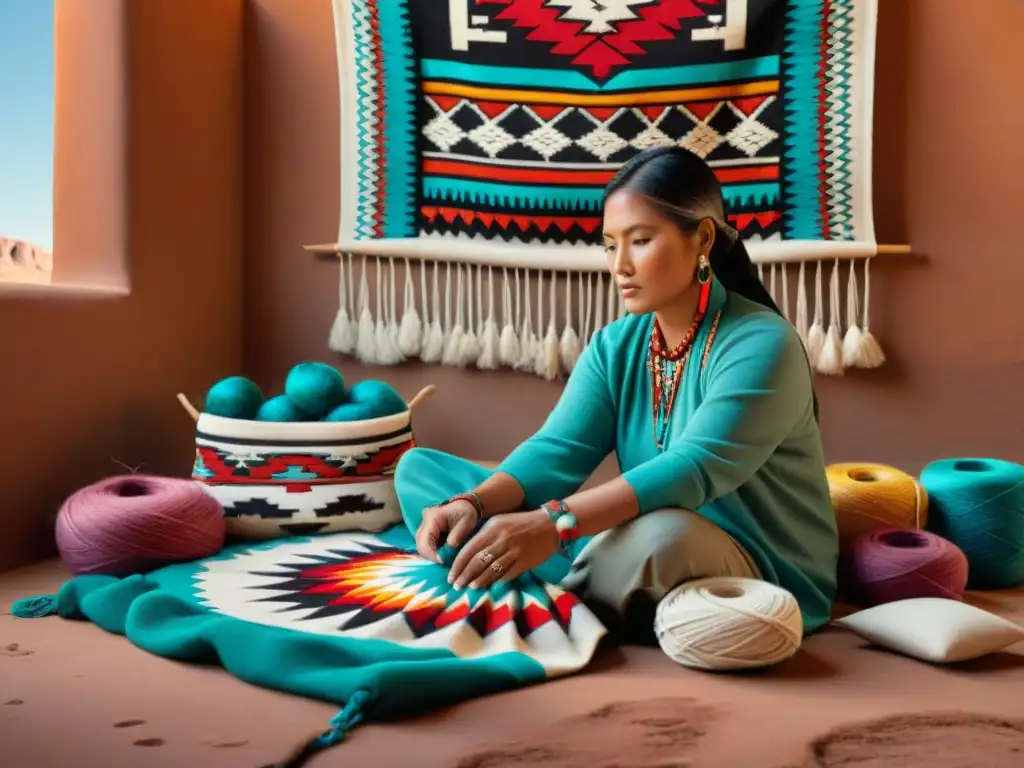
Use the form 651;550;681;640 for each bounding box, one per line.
177;385;433;540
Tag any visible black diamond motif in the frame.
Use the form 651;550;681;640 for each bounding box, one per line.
555;110;600;141
705;140;750;163
709;104;743;135
497;142;545;163
608;146;637;164
551;142;609;164
497;107;542;139
451;104;485;132
659;108;698;139
449;137;485;157
608;111;650;141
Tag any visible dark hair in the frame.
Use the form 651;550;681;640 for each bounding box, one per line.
605;146;818;419
603;145;782;317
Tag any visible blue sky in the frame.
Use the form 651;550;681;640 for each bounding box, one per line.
0;0;54;252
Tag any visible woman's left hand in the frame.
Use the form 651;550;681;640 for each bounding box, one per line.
448;509;559;590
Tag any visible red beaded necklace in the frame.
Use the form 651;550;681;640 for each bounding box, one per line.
647;277;713;449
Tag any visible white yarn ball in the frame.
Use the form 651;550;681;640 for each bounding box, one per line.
654;577;803;671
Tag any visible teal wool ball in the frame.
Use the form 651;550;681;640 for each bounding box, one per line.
284;362;347;419
436;544;459;567
434;523;485;566
323;401;379;422
256;395;313;423
204;376;264;420
348;379;407;419
922;457;1024;590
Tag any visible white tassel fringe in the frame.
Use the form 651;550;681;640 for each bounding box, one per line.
329;250;886;379
535;272;561;381
374;257;405;365
498;267;520;366
515;269;537;371
355;256;377;364
420;261;444;364
329;255;357;354
478;266;501;370
841;260;864;367
457;264;481;365
397;258;423;357
441;263;467;367
806;260;825;367
559;270;581;373
855;257;886;368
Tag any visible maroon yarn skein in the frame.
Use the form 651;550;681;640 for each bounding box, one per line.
839;527;969;607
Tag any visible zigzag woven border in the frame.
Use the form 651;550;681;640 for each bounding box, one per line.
422;178;782;219
422;177;605;214
378;1;418;238
824;0;855;241
781;0;826;240
350;0;382;240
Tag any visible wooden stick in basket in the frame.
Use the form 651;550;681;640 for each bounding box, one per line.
176;393;200;423
407;384;436;412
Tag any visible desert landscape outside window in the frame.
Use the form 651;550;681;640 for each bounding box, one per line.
0;0;54;285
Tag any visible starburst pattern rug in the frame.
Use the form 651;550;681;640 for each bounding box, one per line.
10;526;606;765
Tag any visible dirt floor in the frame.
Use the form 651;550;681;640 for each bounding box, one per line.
3;560;1024;768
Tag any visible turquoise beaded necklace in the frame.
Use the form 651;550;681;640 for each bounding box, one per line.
647;277;712;450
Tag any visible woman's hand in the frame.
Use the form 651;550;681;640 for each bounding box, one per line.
415;499;479;563
448;509;559;590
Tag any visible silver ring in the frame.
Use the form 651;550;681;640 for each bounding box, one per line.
479;550;495;564
491;562;504;574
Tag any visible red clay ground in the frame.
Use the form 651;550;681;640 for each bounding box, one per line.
3;561;1023;768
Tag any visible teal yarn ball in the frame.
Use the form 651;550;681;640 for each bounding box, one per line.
204;376;264;419
434;525;485;566
285;362;347;419
922;457;1024;589
348;379;407;419
323;401;378;422
256;395;313;423
436;544;459;567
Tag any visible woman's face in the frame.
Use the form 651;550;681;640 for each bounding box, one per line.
602;189;712;316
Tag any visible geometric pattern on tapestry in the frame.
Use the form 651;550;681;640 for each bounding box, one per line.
421;95;784;243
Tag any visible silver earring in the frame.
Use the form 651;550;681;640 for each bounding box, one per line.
697;254;710;285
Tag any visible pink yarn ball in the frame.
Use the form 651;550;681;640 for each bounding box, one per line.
839;527;969;607
55;475;226;576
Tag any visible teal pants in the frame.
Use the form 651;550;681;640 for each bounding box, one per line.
395;448;760;638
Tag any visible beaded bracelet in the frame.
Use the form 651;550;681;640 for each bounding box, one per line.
542;499;581;552
434;492;485;521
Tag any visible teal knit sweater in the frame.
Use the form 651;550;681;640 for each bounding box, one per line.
497;278;838;633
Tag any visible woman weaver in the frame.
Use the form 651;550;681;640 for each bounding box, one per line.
394;146;838;641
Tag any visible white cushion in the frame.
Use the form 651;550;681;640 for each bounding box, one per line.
834;597;1024;664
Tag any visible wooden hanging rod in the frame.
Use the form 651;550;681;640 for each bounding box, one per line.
303;240;913;269
305;242;912;254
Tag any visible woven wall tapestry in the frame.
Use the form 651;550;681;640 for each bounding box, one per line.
325;0;884;379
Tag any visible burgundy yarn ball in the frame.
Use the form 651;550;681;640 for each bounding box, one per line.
55;475;226;577
839;527;969;607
